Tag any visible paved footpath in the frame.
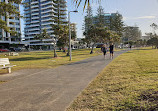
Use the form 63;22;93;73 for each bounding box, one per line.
0;50;128;111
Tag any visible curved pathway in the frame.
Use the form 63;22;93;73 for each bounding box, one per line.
0;50;128;111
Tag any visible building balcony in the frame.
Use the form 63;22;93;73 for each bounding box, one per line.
41;14;53;18
31;20;40;23
47;30;54;33
24;7;30;11
50;34;55;37
23;0;29;3
25;18;31;21
41;26;52;30
24;14;31;18
31;16;39;19
30;24;40;27
54;15;67;19
31;1;39;4
41;9;54;14
41;22;53;26
31;4;39;9
9;19;20;23
25;25;39;29
41;1;53;6
41;5;53;10
60;11;67;15
28;28;40;31
54;6;67;11
27;31;40;35
31;8;39;12
31;12;39;16
9;25;20;28
24;11;31;14
25;21;31;25
24;36;35;39
41;18;52;22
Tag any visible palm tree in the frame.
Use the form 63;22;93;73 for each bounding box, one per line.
34;29;51;41
34;29;51;50
73;0;100;9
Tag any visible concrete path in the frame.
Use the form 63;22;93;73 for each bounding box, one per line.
0;50;128;111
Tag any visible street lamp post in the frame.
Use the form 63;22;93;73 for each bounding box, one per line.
68;10;78;61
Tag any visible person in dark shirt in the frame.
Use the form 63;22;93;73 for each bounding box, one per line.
109;43;114;59
101;44;107;59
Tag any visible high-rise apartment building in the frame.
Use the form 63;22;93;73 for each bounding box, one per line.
70;23;77;32
93;13;118;28
23;0;67;43
0;0;21;47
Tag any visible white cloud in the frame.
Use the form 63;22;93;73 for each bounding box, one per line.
124;16;156;20
136;16;156;19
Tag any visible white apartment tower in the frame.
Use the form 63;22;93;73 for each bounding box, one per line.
0;0;21;46
24;0;67;42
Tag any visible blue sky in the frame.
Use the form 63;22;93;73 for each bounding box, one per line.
21;0;158;38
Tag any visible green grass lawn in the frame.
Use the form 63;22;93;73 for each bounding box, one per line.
67;48;158;111
0;48;102;74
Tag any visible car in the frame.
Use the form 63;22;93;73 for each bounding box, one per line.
96;43;104;48
0;49;10;52
9;47;16;52
9;47;22;52
14;48;22;52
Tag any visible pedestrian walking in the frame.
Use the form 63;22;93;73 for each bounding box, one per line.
109;43;114;59
101;44;107;59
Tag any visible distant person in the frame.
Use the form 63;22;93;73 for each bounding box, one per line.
109;43;114;59
101;44;107;59
130;45;132;50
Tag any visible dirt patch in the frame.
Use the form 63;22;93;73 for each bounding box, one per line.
115;90;158;111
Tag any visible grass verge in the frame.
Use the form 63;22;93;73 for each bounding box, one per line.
67;48;158;111
0;48;102;74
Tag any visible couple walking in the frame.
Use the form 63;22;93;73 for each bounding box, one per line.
101;43;114;59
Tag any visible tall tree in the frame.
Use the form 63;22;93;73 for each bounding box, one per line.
146;24;158;49
73;0;100;10
35;29;51;41
51;0;67;57
123;26;142;42
0;0;21;33
150;23;158;34
52;0;67;26
84;5;105;54
71;30;77;40
95;5;105;27
56;25;69;51
110;12;124;37
83;5;93;47
147;37;158;49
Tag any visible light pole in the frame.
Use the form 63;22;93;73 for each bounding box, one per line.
68;10;78;61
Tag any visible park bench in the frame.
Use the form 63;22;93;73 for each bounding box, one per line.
9;52;19;56
0;58;16;73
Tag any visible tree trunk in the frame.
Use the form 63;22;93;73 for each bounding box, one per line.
53;44;57;57
90;44;94;54
54;48;57;57
66;48;69;56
